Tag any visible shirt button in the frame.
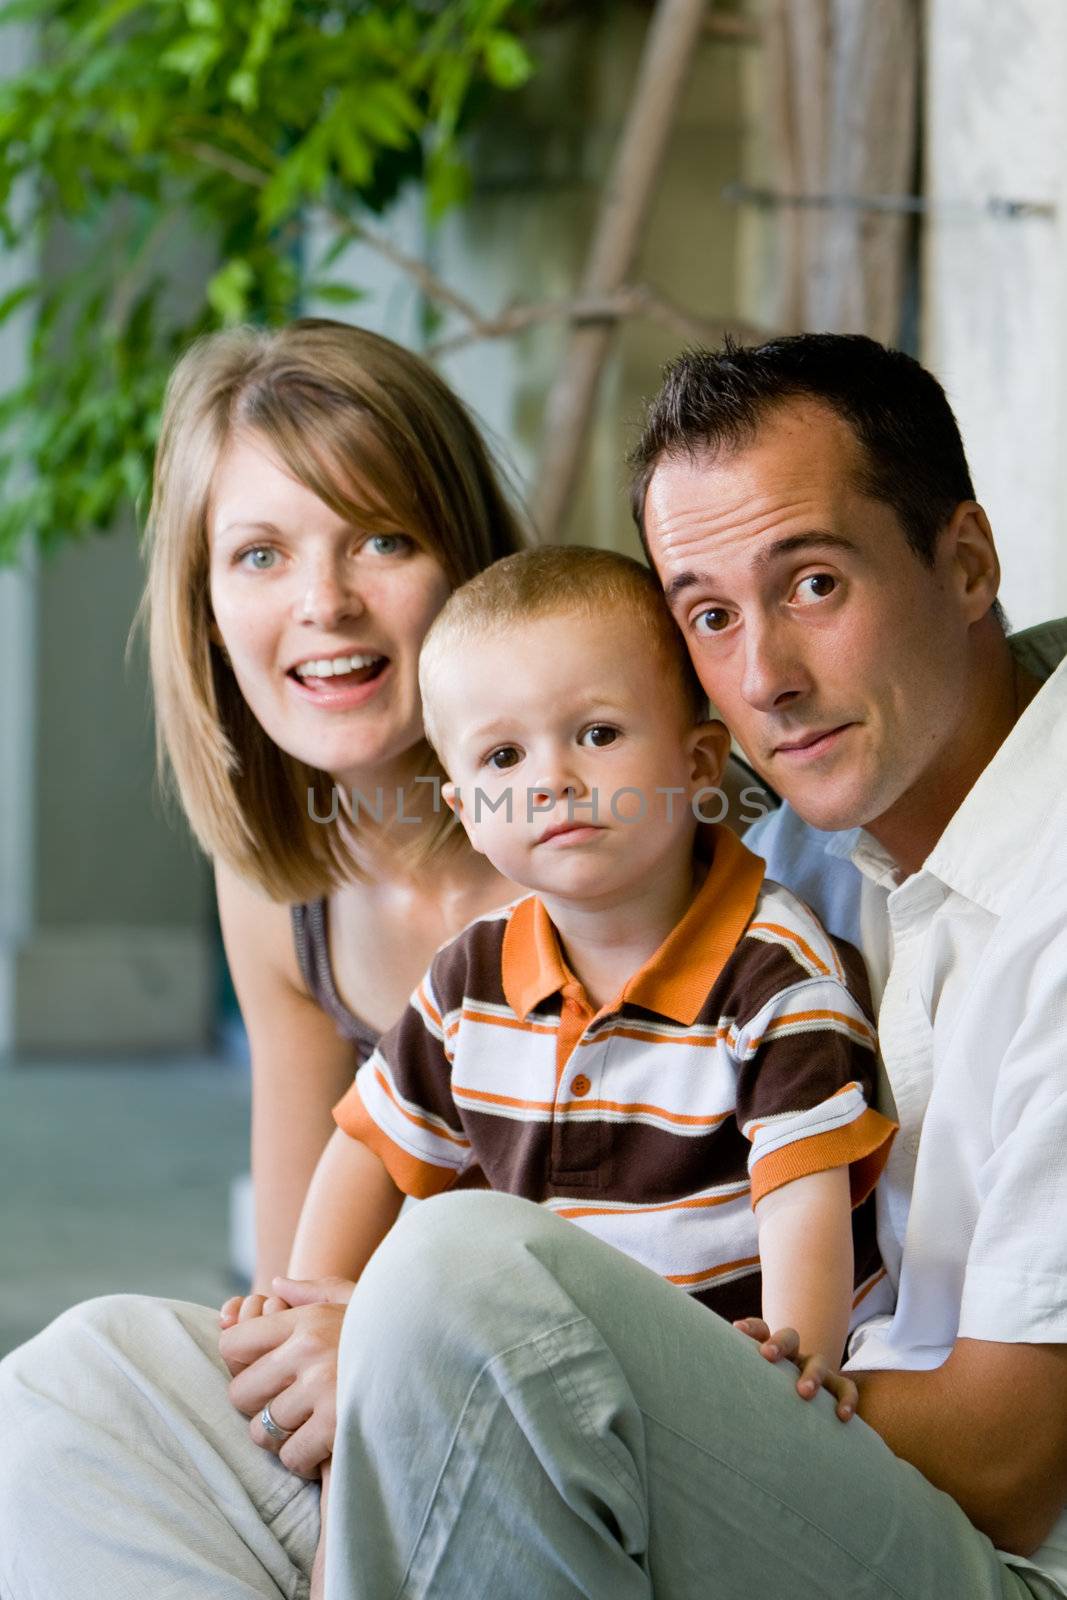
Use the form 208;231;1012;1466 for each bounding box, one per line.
570;1073;591;1097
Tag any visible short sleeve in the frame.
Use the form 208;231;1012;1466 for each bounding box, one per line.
333;964;470;1199
727;913;896;1208
959;948;1067;1344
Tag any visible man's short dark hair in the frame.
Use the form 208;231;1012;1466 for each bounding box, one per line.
628;333;976;569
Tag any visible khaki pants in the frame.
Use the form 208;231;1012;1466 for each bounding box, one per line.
0;1191;1058;1600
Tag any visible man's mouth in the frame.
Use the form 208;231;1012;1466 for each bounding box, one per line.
772;723;854;759
288;651;389;690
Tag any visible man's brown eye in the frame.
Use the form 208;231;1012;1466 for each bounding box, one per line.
799;573;836;600
697;608;729;633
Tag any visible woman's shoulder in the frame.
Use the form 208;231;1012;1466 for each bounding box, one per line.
214;857;306;995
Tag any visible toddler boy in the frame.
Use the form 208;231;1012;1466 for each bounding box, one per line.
231;546;896;1409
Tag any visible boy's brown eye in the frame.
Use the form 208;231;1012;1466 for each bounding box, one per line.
581;725;617;748
488;746;521;769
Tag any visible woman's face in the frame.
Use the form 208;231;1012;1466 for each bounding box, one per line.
208;431;452;787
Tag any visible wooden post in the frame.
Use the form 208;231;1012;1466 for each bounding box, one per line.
531;0;710;543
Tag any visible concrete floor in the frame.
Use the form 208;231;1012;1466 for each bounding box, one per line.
0;1055;250;1358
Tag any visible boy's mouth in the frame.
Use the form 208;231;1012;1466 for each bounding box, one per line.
536;822;608;846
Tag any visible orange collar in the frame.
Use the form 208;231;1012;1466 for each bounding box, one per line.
501;825;766;1027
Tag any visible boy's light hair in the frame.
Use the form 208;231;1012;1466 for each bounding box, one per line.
419;546;708;761
139;317;524;903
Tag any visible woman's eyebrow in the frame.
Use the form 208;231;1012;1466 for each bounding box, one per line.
214;518;281;540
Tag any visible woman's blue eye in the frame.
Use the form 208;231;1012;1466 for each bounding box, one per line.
369;534;410;556
241;546;277;571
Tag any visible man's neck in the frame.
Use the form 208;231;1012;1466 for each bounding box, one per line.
868;645;1044;877
538;837;703;1013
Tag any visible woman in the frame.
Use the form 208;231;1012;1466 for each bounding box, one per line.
146;316;525;1284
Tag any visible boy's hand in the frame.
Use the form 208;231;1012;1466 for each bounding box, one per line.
219;1292;292;1329
733;1317;858;1421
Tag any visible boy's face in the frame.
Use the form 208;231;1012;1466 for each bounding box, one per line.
436;609;730;902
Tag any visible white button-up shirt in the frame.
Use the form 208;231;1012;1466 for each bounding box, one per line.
746;619;1067;1592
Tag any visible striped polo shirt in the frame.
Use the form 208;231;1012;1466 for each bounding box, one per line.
334;826;897;1324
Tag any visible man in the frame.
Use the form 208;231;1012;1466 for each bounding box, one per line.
2;335;1066;1600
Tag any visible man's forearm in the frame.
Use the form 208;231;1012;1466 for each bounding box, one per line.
852;1349;1061;1555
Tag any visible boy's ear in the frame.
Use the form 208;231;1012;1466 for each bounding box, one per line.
687;719;732;789
442;782;486;854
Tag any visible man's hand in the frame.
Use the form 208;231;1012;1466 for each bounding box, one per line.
733;1317;858;1421
218;1276;356;1479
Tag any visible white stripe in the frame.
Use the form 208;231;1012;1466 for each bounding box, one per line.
357;1053;470;1169
743;1083;869;1164
542;1187;758;1289
732;977;875;1062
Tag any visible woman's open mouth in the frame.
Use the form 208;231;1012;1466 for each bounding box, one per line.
287;652;391;705
289;652;389;690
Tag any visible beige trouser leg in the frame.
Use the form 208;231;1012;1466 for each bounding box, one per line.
0;1295;319;1600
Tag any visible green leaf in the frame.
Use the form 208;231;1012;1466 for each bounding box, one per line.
306;281;365;305
0;280;35;325
483;30;534;90
206;256;254;323
425;149;471;220
161;33;225;83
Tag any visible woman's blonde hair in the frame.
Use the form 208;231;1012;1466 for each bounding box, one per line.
143;318;525;902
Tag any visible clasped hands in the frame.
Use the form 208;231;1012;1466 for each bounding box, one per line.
217;1276;356;1478
732;1316;858;1421
217;1284;857;1495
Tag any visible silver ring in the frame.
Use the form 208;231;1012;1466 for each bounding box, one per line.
260;1402;293;1443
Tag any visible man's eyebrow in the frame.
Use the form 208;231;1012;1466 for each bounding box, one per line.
662;532;859;605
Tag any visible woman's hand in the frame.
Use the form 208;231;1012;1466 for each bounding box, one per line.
733;1317;859;1421
219;1291;291;1329
218;1276;356;1478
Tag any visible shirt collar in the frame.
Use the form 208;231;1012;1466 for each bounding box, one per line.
838;620;1067;911
501;825;767;1027
923;646;1067;913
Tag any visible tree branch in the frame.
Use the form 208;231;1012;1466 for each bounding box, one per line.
429;283;765;355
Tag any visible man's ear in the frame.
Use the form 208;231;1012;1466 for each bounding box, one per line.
942;501;1001;624
442;782;485;854
687;719;732;790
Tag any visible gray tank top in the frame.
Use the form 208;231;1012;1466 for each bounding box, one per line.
290;899;379;1066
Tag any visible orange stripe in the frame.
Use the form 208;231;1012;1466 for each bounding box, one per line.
552;1186;748;1221
751;1010;875;1047
578;1024;727;1050
416;981;442;1029
748;921;832;977
332;1088;458;1200
852;1265;888;1310
373;1066;471;1148
666;1254;760;1287
454;1082;733;1129
452;1009;557;1038
453;1084;556;1114
749;1106;898;1208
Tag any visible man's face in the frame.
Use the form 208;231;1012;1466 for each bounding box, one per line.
644;400;976;838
